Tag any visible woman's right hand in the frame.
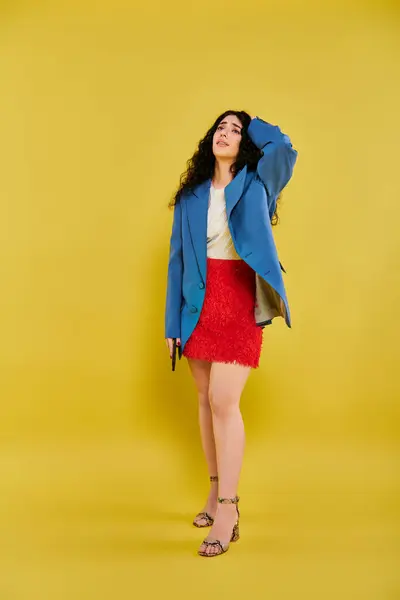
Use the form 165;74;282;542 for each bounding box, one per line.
165;337;181;358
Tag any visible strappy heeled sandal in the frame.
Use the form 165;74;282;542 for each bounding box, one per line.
192;475;218;528
197;495;240;557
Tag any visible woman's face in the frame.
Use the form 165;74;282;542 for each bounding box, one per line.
212;114;243;160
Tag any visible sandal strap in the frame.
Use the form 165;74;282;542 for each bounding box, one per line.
200;538;228;553
217;495;240;504
194;511;214;524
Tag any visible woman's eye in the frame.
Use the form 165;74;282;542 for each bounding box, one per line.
216;125;240;134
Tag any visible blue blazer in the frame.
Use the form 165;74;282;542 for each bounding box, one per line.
165;116;298;353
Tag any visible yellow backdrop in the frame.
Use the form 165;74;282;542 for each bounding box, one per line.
0;0;399;598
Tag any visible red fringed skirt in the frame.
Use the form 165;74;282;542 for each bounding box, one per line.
183;257;263;368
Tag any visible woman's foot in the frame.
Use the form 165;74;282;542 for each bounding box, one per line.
198;501;239;556
193;476;219;527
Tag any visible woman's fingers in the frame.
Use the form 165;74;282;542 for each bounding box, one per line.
166;338;173;357
165;337;181;358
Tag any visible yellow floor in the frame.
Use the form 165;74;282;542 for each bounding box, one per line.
1;434;398;600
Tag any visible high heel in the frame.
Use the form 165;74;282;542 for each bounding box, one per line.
193;475;218;528
197;495;240;557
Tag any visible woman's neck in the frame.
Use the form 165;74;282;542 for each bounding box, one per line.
212;160;234;189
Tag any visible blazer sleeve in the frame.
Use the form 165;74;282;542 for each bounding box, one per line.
247;116;298;219
165;200;183;339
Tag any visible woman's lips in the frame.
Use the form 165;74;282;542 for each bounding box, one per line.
217;141;228;146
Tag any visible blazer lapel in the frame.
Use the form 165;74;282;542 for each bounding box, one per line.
186;178;211;283
225;164;247;218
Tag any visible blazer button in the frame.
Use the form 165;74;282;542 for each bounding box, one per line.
190;305;198;313
199;282;205;289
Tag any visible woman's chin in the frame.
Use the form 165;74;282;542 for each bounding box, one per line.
214;148;234;159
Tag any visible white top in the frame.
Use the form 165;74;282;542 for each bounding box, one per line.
207;184;241;260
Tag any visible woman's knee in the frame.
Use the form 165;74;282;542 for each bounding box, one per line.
209;390;239;418
198;391;211;408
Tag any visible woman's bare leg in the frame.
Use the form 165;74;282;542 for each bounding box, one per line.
198;361;252;556
187;358;219;524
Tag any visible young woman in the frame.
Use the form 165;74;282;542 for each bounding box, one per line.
164;110;298;557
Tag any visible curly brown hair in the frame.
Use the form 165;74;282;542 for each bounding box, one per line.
168;109;282;226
